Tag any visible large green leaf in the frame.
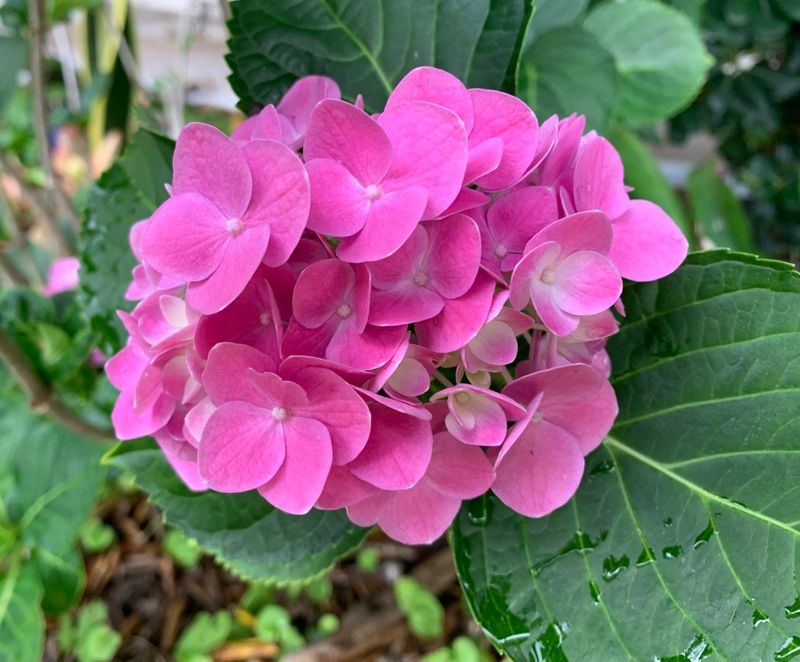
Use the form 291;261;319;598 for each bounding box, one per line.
585;0;713;126
0;36;27;114
79;129;173;352
519;25;618;131
225;0;531;112
109;446;369;583
452;251;800;660
523;0;588;46
0;560;44;662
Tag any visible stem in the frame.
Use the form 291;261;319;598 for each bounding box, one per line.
0;253;28;286
433;369;454;388
0;329;113;442
499;366;514;384
27;0;80;236
218;0;232;22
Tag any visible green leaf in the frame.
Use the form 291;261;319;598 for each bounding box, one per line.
452;251;800;659
79;129;173;353
174;611;233;662
79;517;116;553
774;0;800;21
585;0;713;125
394;577;444;639
609;126;694;244
163;529;202;568
524;0;588;46
73;601;121;662
225;0;531;112
31;546;84;614
0;559;44;662
519;25;619;131
109;446;369;582
687;160;756;253
0;36;27;114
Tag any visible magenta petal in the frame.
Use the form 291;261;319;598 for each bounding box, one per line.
509;241;561;310
368;224;426;288
386;66;474;133
111;389;174;440
290;367;371;465
161;450;207;492
327;321;406;370
304;99;392;185
241;139;309;266
493;421;584;517
425;215;481;299
379;102;468;218
316;466;377;510
172;123;251;219
415;270;495;352
525;210;613;256
198;401;286;492
203;342;277;405
187;225;271;314
446;391;508;446
277;75;341;146
464;137;504;183
609;200;688;281
573;136;628;219
349;404;433;490
469;89;538;191
377;481;462;545
336;186;427;263
552;251;622;316
282;317;335;360
139;193;227;282
437;187;490;217
347;492;390;527
257;416;332;514
488;187;559;262
231;105;284;144
292;259;354;328
426;431;494;498
305;158;370;236
532;278;580;337
106;343;147;391
369;285;444;326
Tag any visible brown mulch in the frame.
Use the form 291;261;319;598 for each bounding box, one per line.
43;492;492;662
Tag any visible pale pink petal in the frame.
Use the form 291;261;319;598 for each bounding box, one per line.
187;225;271;314
43;257;80;296
199;401;285;492
257;416;332;514
172;123;251;219
379;102;468;218
368;332;411;392
609;200;688;281
493;421;584;517
433;385;525;446
305;158;370;236
573;136;628;219
415;270;495;352
425;215;481;298
105;343;147;391
241;139;309;266
139;193;227;282
524;210;613;256
316;466;377;509
385;67;474;132
468;319;521;367
426;431;494;498
161;450;207;492
377;481;462;545
290;366;371;465
347;492;390;527
184;397;215;447
355;388;432;420
292;259;354;329
387;358;431;398
111;389;174;440
304;99;392;185
509;241;561;310
551;251;622;316
348;404;433;490
527;114;559;173
336;187;427;263
469;90;538;191
532;278;580;337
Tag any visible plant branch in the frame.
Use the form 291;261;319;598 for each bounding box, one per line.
0;253;29;286
27;0;81;235
0;329;114;442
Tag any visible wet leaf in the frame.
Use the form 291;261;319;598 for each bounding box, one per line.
453;251;800;659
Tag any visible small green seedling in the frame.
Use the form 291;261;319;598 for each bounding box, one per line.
57;601;121;662
394;576;444;640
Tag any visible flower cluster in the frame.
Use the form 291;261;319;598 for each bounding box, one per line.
107;67;688;544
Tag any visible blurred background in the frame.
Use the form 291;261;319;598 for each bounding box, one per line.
0;0;798;660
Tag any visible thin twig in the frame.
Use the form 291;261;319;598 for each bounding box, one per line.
0;329;114;442
27;0;81;234
218;0;232;23
433;369;454;388
0;253;29;286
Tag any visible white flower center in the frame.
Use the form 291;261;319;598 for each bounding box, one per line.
413;271;428;286
337;303;353;318
226;218;244;236
272;406;290;421
494;244;508;258
365;184;382;202
540;268;556;284
259;312;271;326
454;392;471;405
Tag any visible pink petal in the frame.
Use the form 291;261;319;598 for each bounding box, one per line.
509;241;562;310
573;136;628;219
282;317;335;360
536;114;585;187
199;401;286;492
525;210;613;256
425;215;481;298
356;388;432;420
416;270;495;352
290;367;371;465
493;421;584;517
292;259;355;329
317;466;377;510
348;404;433;490
387;358;432;398
467;319;521;368
347;492;390;527
277;75;341;147
385;67;474;132
437;187;490;218
172;123;251;219
231;105;284;145
111;389;174;440
187;224;271;314
304;99;392;185
426;431;494;498
532;278;581;337
43;257;80;296
376;481;462;545
305;158;371;236
336;187;427;263
469;90;538;191
551;251;622;316
368;224;427;288
161;450;207;492
369;285;443;326
327;320;407;371
105;343;147;392
609;200;688;281
203;342;277;405
464;137;504;184
433;385;525;446
379;102;468;218
241;139;309;266
257;416;332;514
139;193;227;282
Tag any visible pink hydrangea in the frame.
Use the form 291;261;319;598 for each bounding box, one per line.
107;67;689;545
